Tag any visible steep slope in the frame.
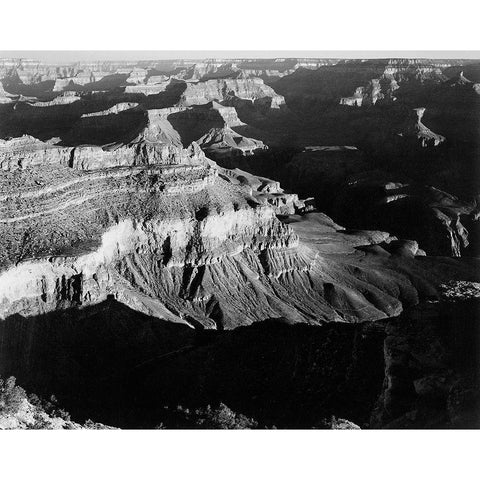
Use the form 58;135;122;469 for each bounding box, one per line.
1;151;478;328
1;291;477;429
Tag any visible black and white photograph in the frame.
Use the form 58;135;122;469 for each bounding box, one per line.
0;1;478;478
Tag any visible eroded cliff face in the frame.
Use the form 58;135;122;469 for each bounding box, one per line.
398;107;446;147
179;78;285;108
0;81;14;104
0;166;375;326
370;291;480;428
197;126;266;158
3;141;475;329
0;194;291;324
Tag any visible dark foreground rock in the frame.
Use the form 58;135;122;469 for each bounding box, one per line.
0;294;477;429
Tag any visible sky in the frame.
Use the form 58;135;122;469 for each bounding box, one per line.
1;51;479;62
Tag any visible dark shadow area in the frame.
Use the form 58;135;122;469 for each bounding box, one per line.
2;78;56;98
141;80;187;110
80;73;130;92
168;104;226;146
0;298;478;428
59;108;147;146
0;93;136;141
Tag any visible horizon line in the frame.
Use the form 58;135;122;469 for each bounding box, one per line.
1;50;479;63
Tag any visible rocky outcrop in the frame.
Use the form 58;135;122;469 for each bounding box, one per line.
0;375;113;429
0;81;15;103
81;102;139;117
146;74;170;85
213;164;304;215
183;62;240;81
125;68;148;85
208;101;245;126
179;78;285;108
124;81;170;95
0;135;72;170
70;141;205;170
52;71;110;91
0;109;207;171
276;59;456;107
371;293;480;428
398;107;446;147
340;77;399;106
0;59;77;85
197;126;266;158
333;176;477;257
165;102;249;147
30;91;82;107
446;71;472;87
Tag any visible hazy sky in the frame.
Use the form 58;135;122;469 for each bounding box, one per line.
1;51;479;62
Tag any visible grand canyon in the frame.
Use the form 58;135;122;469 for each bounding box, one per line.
0;55;478;429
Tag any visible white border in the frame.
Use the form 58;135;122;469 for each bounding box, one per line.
1;430;478;479
0;0;479;52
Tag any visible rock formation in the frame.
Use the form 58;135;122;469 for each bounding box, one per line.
340;77;399;106
0;135;72;170
398;107;446;147
81;102;139;117
179;77;285;108
197;126;266;158
31;91;82;107
0;81;15;103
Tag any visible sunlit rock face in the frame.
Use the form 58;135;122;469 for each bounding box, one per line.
0;61;477;315
0;81;15;103
0;135;72;170
197;126;266;158
179;77;286;108
398;107;446;147
0;158;403;327
1;144;476;329
1;132;471;328
0;55;478;331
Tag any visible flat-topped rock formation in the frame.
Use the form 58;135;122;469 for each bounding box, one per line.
125;68;149;85
30;91;82;107
52;71;111;91
81;102;139;117
0;108;207;171
124;81;171;95
214;164;305;215
0;135;72;170
179;78;286;108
